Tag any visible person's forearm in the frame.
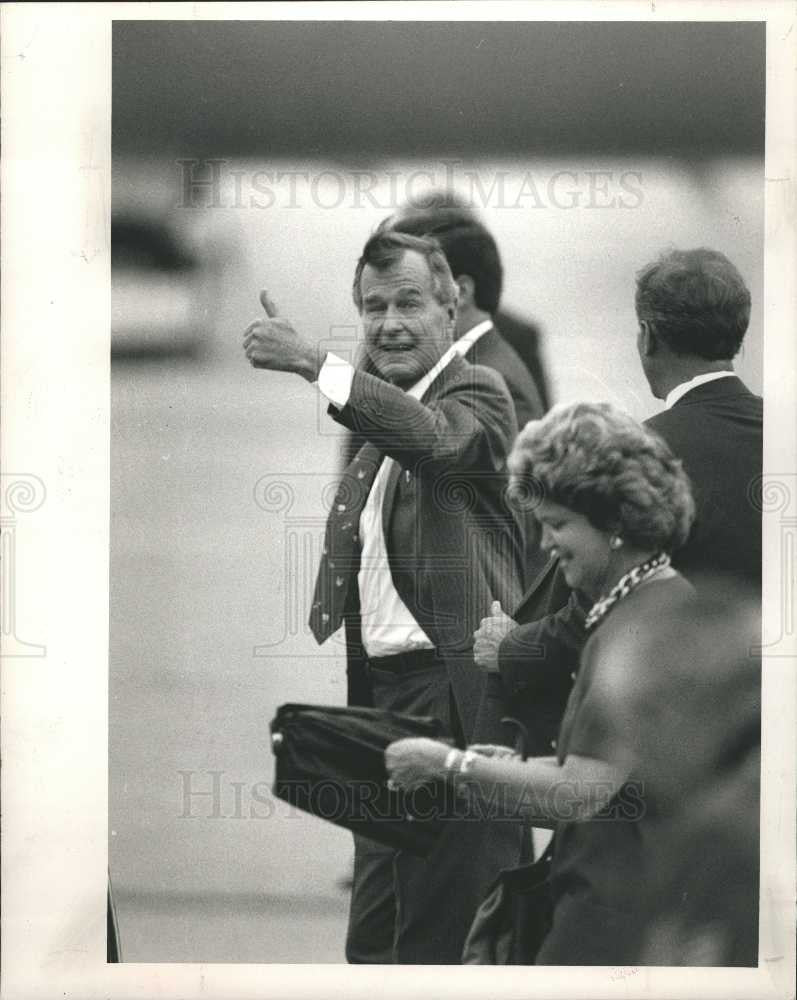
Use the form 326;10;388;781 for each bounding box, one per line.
451;752;623;828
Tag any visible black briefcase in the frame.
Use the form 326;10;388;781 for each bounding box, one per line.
270;703;456;856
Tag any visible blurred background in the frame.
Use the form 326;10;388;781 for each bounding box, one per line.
110;20;765;962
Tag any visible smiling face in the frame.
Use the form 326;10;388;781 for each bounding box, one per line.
535;498;615;601
359;250;456;387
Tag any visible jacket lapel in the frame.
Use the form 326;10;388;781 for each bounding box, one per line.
381;460;402;541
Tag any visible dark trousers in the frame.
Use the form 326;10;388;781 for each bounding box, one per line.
345;652;523;964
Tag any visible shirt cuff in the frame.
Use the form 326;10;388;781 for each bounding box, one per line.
315;352;355;409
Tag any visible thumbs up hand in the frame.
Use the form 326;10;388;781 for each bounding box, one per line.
259;289;279;318
473;599;518;673
243;290;323;381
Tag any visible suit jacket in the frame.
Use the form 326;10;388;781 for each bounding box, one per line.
465;325;548;587
645;375;762;586
488;557;587;756
330;352;525;743
341;322;546;470
496;374;763;750
494;307;552;413
462;325;544;432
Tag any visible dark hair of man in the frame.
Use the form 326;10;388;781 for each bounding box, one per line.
351;230;457;312
388;212;503;315
374;204;477;238
405;188;476;214
634;248;751;360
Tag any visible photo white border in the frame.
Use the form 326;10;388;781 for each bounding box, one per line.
1;3;794;998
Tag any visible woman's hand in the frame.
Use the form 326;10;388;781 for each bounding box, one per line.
384;737;450;791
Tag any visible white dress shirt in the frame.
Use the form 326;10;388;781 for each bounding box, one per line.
453;319;493;357
665;371;735;409
316;346;460;657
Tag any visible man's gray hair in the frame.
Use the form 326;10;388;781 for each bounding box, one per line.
352;231;458;312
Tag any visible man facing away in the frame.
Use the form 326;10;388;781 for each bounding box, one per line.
243;231;525;963
476;247;763;759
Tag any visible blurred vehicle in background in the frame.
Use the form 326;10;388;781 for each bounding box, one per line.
111;210;220;359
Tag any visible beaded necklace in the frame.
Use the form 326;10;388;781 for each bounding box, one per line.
584;552;671;631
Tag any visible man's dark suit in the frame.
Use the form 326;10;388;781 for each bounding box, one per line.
324;352;526;963
465;324;544;432
495;374;763;755
494;307;552;413
341;323;545;474
342;323;546;588
645;375;763;586
465;324;547;586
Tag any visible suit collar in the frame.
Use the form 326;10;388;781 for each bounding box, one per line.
418;351;471;405
668;374;753;407
463;325;500;359
401;339;462;403
457;319;494;357
665;370;736;408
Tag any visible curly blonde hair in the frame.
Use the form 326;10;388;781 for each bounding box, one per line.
510;402;695;552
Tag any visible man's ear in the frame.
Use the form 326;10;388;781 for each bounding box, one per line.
446;289;459;324
638;319;657;357
456;275;475;310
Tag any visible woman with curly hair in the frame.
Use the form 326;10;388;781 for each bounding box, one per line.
384;401;699;965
